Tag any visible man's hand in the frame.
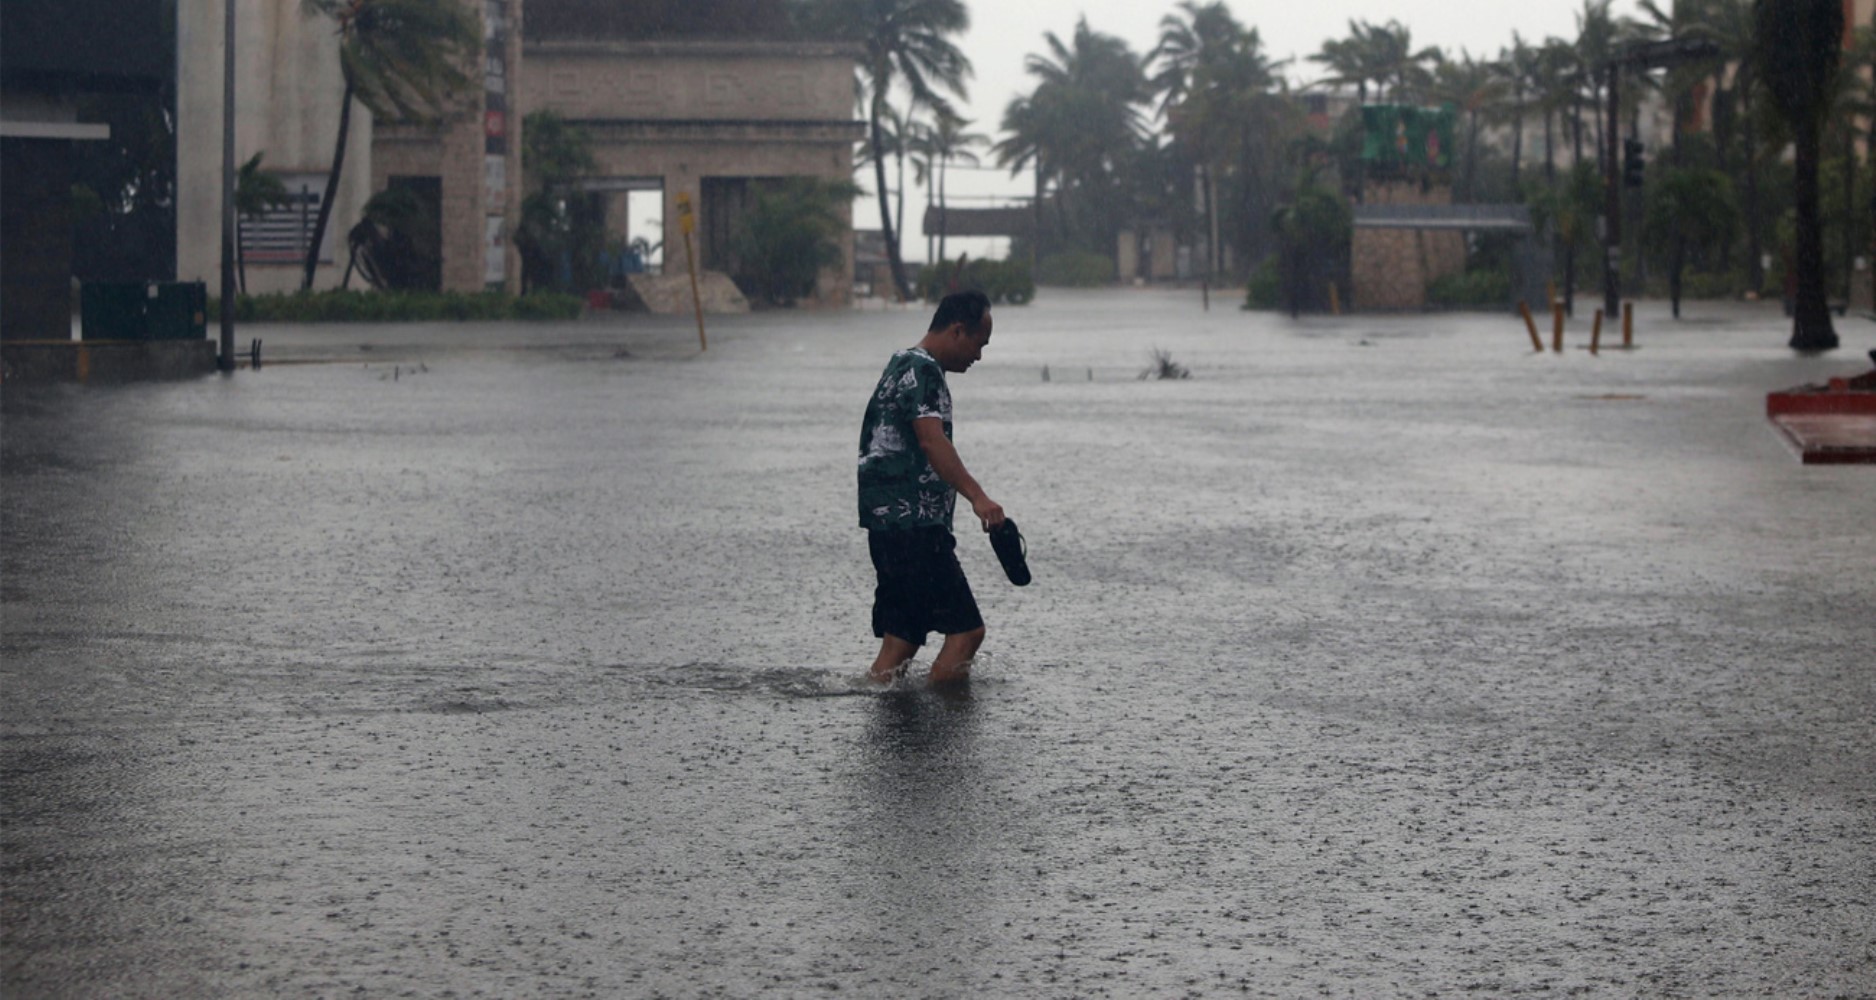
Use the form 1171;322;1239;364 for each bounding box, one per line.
971;495;1006;531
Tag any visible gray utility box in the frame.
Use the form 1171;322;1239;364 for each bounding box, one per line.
81;282;208;341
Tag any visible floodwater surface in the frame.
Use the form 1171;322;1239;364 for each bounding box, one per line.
4;293;1873;997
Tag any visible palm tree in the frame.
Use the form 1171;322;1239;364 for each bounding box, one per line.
1432;53;1505;202
1755;0;1842;351
300;0;479;291
1310;28;1376;105
1155;4;1288;273
922;112;986;262
806;0;971;301
1497;33;1540;190
234;152;289;295
1364;20;1444;104
995;18;1148;263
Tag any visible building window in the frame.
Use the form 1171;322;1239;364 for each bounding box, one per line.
240;174;330;265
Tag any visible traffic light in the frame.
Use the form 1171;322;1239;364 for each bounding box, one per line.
1623;138;1645;188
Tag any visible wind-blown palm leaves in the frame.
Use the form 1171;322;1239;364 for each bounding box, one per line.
1754;0;1842;351
299;0;479;291
1152;3;1291;273
993;18;1148;264
805;0;971;300
915;112;987;263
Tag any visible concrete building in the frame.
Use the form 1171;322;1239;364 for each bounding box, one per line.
175;0;377;295
517;8;865;306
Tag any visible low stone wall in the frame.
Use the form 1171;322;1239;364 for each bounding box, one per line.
1351;182;1467;311
626;272;750;315
2;340;218;384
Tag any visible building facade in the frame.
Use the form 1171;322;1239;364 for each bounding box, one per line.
516;35;864;305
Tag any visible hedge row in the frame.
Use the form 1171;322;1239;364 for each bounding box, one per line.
209;290;585;323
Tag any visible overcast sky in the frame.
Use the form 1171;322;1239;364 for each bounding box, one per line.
860;0;1647;260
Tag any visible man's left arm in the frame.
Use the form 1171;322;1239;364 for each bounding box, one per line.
913;416;1005;530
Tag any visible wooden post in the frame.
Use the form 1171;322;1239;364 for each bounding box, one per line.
1518;301;1543;351
1552;302;1565;353
1622;301;1634;349
677;192;706;351
1328;281;1342;316
1590;309;1603;355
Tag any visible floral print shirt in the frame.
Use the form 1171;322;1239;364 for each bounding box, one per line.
858;348;954;531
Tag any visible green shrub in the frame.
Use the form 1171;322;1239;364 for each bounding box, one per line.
1243;255;1281;310
1681;269;1747;300
1426;270;1511;308
1037;251;1114;287
916;257;1035;305
208;289;584;323
733;177;860;306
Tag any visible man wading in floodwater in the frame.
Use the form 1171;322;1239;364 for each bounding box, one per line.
859;290;1006;686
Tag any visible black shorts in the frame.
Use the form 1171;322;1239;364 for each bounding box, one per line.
868;526;983;647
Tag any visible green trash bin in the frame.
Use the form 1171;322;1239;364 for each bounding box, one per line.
81;282;208;341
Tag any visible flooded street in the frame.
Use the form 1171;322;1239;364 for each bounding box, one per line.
4;291;1873;996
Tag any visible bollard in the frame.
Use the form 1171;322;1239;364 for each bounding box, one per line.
1042;364;1050;382
1087;367;1093;381
1328;281;1342;316
1546;280;1557;308
1622;301;1634;349
1552;302;1565;353
1590;310;1603;356
1517;301;1543;351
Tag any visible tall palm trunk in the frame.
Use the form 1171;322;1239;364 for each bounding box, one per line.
1511;92;1524;191
303;74;356;291
937;155;948;264
894;142;907;260
1790;114;1838;350
925;167;935;267
1744;85;1763;296
1544;108;1556;185
869;90;910;301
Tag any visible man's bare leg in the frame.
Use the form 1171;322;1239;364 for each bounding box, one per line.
869;634;919;683
928;626;984;686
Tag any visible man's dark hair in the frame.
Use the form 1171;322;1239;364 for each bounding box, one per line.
928;290;992;334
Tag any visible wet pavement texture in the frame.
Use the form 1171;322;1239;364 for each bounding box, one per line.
4;292;1873;997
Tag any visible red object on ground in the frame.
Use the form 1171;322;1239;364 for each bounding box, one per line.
585;290;610;310
1766;352;1876;464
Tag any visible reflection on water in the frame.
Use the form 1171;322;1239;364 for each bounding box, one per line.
844;685;988;943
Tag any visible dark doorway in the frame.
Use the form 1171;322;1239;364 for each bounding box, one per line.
385;175;443;292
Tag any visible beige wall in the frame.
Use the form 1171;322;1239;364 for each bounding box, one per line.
523;42;856;124
176;0;374;294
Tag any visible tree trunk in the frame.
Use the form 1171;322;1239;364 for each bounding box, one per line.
925;167;934;267
1790;116;1839;351
1464;110;1479;203
237;223;248;296
1564;236;1576;316
894;143;906;262
870;91;910;301
1544;109;1556;185
1511;92;1524;192
303;76;356;291
1744;86;1763;296
1845;122;1860;300
937;156;948;265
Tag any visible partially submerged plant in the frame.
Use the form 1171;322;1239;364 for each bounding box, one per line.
1140;348;1191;380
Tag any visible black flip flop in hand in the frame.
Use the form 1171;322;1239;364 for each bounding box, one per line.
988;518;1031;587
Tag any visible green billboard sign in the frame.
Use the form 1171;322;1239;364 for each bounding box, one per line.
1359;105;1458;173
